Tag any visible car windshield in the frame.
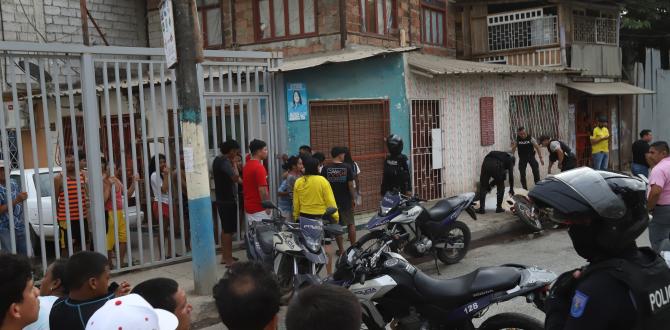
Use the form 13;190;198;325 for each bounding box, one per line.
33;172;61;198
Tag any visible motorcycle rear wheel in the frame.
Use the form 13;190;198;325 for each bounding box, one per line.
436;221;471;265
478;313;543;330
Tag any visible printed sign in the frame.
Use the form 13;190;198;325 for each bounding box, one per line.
287;83;308;121
160;0;178;68
479;97;494;146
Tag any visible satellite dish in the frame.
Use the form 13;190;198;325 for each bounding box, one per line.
17;60;53;83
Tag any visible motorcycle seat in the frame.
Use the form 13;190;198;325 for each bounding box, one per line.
254;224;275;255
414;266;521;308
428;196;466;221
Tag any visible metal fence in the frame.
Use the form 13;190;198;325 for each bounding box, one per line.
0;41;281;274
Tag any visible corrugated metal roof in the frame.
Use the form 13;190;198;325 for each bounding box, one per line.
271;46;419;72
557;82;655;95
408;53;580;76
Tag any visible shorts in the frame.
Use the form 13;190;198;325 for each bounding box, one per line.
217;202;238;234
338;208;355;226
58;220;89;249
246;211;269;224
105;210;127;251
151;201;172;223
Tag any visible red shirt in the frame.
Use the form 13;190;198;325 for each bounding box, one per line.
243;159;268;213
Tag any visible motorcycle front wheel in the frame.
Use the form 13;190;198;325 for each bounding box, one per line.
478;313;543;330
436;221;471;265
512;197;544;232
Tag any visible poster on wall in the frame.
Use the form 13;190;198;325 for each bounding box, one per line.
287;83;308;121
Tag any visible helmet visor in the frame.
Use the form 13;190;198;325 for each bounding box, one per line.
551;167;626;220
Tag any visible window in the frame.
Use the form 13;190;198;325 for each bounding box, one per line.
196;0;224;48
256;0;317;41
421;0;445;46
360;0;397;35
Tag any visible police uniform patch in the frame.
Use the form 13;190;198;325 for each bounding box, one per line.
570;290;589;318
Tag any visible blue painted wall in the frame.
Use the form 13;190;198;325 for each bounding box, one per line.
283;53;410;155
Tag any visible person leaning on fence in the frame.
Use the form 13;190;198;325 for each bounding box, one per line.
102;158;139;267
0;160;28;255
149;154;175;258
0;253;40;330
54;152;90;256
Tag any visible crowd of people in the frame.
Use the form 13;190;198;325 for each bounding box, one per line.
0;251;362;330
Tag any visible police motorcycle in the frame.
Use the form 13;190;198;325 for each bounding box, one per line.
329;230;556;330
245;201;344;295
362;190;476;269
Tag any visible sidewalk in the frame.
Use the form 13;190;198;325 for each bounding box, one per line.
114;193;524;329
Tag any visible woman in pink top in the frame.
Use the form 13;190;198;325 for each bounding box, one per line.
102;158;139;267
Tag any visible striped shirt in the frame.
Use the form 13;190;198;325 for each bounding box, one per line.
57;174;88;222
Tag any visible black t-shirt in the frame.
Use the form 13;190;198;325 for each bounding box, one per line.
632;140;650;166
49;293;115;330
321;162;354;211
212;156;237;203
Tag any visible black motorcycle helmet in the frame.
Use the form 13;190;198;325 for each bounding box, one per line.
386;134;404;156
529;167;648;260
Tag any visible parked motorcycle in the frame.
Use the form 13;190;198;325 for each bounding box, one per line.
363;191;476;268
329;230;556;330
506;194;551;232
245;201;344;295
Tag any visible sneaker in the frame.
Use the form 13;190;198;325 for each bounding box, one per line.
476;208;486;215
495;207;505;213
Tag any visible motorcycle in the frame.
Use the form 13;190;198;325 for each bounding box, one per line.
506;194;551;232
363;191;476;269
329;230;556;330
245;201;344;295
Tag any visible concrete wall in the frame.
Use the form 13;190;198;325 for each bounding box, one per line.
281;53;409;155
1;0;147;46
405;69;569;195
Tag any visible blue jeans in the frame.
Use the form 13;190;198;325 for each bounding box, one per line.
592;152;609;170
631;163;649;178
0;227;28;255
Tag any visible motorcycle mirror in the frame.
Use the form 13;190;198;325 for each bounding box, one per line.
261;200;277;209
324;207;338;217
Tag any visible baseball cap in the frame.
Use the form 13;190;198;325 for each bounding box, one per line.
85;294;179;330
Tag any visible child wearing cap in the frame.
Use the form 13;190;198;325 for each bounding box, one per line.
85;294;178;330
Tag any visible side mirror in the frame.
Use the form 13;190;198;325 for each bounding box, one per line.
324;207;338;217
638;174;649;184
261;200;277;209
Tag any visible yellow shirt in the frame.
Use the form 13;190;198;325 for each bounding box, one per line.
293;175;340;222
591;126;610;154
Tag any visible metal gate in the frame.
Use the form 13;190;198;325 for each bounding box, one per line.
411;100;444;201
0;41;280;274
309;100;390;212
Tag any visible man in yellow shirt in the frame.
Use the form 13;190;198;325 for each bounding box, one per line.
590;116;610;170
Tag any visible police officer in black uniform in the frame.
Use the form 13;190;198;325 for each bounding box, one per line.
381;134;411;196
511;127;544;190
476;151;515;214
539;135;577;173
529;167;670;330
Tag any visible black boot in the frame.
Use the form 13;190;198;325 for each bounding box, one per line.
495;206;505;213
477;208;486;215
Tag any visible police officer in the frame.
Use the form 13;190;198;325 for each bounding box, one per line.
477;151;515;214
529;167;670;330
381;134;411;196
539;135;577;173
511;127;544;190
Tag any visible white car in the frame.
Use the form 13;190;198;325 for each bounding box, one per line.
11;168;144;250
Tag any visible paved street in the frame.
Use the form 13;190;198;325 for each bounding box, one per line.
200;228;654;329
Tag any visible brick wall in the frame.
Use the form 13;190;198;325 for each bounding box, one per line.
1;0;147;46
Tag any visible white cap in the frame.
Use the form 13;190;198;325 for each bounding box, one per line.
0;160;5;168
85;294;179;330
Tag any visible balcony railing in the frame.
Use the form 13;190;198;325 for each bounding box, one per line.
487;8;559;52
573;16;618;45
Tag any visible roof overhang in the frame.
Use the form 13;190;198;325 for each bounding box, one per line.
557;82;655;95
408;53;581;77
271;46;418;72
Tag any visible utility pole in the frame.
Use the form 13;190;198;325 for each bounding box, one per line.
171;0;217;294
